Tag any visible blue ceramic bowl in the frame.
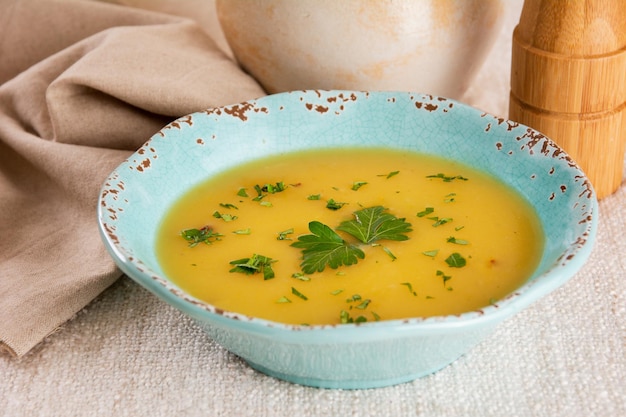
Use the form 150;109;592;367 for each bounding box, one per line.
98;90;597;389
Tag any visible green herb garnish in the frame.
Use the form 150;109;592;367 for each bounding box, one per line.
213;211;237;222
426;173;468;182
401;282;417;296
422;249;439;257
430;217;452;227
340;310;367;324
291;272;310;281
346;294;362;303
336;206;412;244
372;243;397;260
447;236;469;245
445;252;467;268
229;254;277;280
307;194;321;200
291;221;365;273
417;207;434;217
252;182;287;201
277;228;294;241
291;206;412;273
232;228;251;235
326;199;347;210
291;287;308;301
378;170;400;179
436;270;452;285
219;203;238;210
260;182;286;193
180;226;223;247
351;181;368;191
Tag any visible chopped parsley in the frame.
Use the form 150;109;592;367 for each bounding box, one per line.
291;272;310;281
229;254;277;280
378;170;400;179
447;236;469;245
180;226;223;247
351;181;368;191
417;207;434;217
252;181;287;202
436;270;452;286
401;282;417;296
426;173;468;182
445;252;467;268
429;217;453;227
277;228;294;241
291;287;308;301
213;211;237;222
340;310;367;324
326;199;347;210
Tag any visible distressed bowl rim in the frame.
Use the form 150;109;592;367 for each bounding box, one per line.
97;90;599;339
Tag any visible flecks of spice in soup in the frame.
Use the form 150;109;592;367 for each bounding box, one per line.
156;148;544;325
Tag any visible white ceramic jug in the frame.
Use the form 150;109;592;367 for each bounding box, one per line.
216;0;505;99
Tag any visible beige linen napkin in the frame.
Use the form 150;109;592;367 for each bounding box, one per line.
0;0;265;357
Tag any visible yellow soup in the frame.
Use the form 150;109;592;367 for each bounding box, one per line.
156;148;544;325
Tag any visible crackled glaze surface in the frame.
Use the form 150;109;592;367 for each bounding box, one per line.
98;90;597;389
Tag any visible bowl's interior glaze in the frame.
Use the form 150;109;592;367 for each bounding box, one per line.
98;90;597;388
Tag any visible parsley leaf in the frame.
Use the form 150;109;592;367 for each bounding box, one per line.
291;221;365;273
336;206;412;244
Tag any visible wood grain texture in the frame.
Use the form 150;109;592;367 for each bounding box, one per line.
509;0;626;198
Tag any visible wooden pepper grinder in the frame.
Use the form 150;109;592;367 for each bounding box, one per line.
509;0;626;199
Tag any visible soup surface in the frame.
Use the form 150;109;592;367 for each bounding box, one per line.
156;148;544;325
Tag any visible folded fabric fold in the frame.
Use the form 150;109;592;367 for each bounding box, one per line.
0;0;266;357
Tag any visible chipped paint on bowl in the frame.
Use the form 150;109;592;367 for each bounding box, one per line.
98;90;597;389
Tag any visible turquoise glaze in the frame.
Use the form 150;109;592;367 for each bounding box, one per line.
98;91;597;389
